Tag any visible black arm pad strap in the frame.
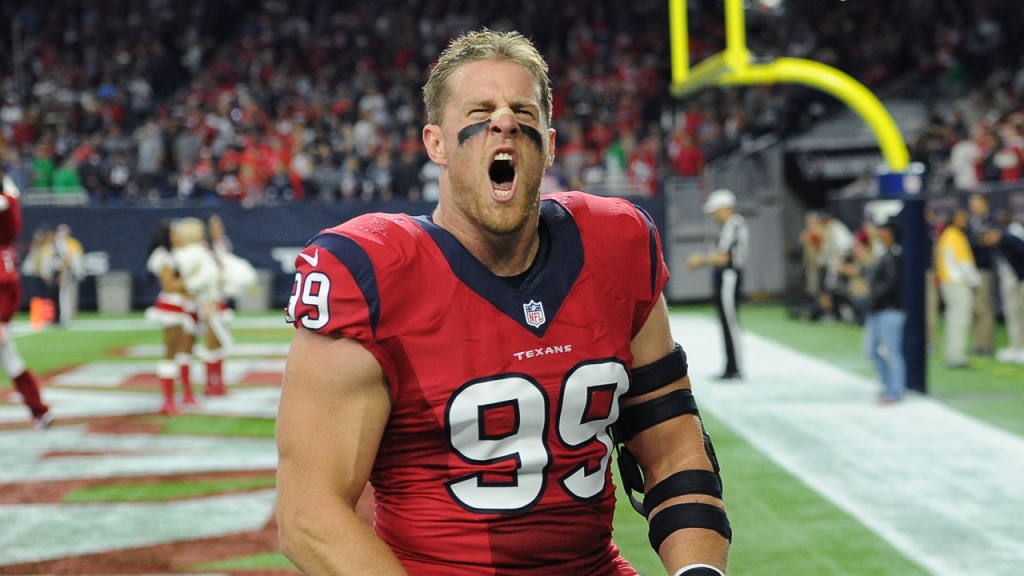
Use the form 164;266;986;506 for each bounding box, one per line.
643;469;723;515
678;568;724;576
612;388;698;442
625;343;688;398
649;503;732;552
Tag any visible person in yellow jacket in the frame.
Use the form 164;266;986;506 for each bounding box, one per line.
935;209;982;367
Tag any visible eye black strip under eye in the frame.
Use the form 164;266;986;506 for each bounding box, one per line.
458;121;490;146
520;124;543;150
456;120;544;150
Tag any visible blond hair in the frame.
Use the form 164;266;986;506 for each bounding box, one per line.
173;217;206;246
423;29;552;127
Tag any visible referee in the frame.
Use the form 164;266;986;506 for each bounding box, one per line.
686;189;750;380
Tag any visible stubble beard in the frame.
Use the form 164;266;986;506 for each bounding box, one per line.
448;164;544;237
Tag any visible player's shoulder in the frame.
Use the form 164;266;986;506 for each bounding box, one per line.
543;191;655;239
311;212;429;266
302;212;439;289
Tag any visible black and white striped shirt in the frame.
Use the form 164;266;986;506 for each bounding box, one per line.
716;213;749;271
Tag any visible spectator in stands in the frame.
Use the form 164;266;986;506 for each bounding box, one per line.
391;144;425;201
134;118;166;200
31;142;55;190
948;124;986;191
308;146;339;203
418;159;441;203
558;122;588;191
935;209;982;368
365;148;395;202
667;129;705;180
52;158;83;192
627;132;660;197
991;121;1024;182
103;152;135;202
7;0;1024;207
1;148;33;193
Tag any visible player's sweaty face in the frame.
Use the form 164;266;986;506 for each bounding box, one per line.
441;60;554;235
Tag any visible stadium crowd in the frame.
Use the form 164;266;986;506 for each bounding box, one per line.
3;0;1024;206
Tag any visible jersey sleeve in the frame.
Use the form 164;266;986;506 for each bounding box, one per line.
0;194;22;246
286;219;411;387
289;231;380;331
624;201;670;336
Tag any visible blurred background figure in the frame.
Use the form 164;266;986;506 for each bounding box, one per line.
207;213;258;304
966;193;996;356
935;209;981;368
0;172;51;428
48;223;84;326
985;211;1024;364
863;218;906;405
799;210;824;310
818;212;856;323
18;224;53;306
145;219;199;415
172;217;229;396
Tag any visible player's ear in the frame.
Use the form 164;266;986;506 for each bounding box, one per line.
545;128;556;169
423;125;447;167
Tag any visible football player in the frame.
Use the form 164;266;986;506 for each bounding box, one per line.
0;173;52;429
276;30;730;576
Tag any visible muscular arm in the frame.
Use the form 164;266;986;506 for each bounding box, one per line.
624;295;730;573
275;327;408;575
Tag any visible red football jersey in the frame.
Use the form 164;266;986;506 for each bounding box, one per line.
0;191;24;322
288;191;670;575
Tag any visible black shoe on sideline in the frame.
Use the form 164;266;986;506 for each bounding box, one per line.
715;372;743;381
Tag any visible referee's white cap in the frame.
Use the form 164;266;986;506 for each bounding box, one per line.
703;188;736;213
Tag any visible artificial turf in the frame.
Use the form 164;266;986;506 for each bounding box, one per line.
9;306;1016;574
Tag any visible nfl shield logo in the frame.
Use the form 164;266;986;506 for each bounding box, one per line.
523;300;546;328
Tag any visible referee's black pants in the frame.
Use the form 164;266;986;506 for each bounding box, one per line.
713;267;743;376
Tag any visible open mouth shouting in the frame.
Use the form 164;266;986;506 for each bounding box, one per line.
489;149;517;202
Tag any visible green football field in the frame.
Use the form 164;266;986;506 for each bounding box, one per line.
1;304;1019;575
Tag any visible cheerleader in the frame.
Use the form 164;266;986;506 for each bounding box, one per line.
144;220;199;415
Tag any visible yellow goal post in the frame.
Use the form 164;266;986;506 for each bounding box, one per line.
668;0;910;171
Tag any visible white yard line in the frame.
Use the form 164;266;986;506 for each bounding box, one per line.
0;425;279;565
0;490;276;566
9;315;290;336
674;313;1024;576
